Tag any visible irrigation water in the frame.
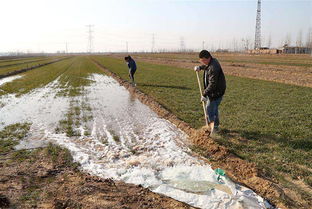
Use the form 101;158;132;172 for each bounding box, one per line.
0;73;271;208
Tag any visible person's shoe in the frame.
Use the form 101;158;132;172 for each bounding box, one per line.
214;126;220;133
210;126;221;138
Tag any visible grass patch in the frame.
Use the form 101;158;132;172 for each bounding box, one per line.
54;57;104;97
0;58;75;97
113;135;120;143
56;99;93;137
11;149;33;162
46;143;78;168
0;56;63;76
19;186;41;204
0;123;31;153
51;57;98;137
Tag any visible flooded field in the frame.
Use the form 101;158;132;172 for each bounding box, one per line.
0;75;23;86
0;57;270;208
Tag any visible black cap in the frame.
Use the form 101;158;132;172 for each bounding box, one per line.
199;50;211;59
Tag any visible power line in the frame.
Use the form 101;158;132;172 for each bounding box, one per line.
86;25;94;53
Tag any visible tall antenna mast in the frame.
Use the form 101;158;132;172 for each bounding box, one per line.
180;37;185;52
254;0;261;49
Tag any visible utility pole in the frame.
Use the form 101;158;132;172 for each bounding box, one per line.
151;34;155;53
254;0;261;49
66;42;68;54
86;25;94;53
126;41;128;53
202;41;205;50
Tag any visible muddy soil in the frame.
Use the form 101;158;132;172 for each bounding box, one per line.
110;55;312;88
0;146;195;209
91;59;310;209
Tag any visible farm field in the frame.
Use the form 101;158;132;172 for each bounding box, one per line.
0;57;50;66
92;54;312;208
117;53;312;88
0;56;272;208
133;53;312;67
0;56;45;65
1;0;310;208
0;56;66;76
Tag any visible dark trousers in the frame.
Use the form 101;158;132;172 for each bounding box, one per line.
129;70;136;83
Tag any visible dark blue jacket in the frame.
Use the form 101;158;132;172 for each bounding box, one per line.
128;59;137;72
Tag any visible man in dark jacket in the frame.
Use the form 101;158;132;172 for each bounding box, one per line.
194;50;226;134
124;55;137;86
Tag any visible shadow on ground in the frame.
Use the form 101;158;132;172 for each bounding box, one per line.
140;83;192;90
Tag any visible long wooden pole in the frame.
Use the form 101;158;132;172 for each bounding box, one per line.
196;71;209;129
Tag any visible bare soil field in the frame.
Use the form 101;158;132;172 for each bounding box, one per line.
0;144;195;209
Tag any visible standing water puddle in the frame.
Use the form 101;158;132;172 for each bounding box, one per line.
0;73;270;208
0;75;23;86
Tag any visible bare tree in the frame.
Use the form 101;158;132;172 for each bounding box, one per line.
232;38;238;52
285;33;291;46
296;30;303;47
306;27;312;48
242;38;251;51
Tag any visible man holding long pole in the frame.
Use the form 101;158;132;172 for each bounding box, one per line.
194;50;226;136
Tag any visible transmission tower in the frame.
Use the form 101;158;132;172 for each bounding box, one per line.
254;0;261;49
86;25;94;53
180;37;185;52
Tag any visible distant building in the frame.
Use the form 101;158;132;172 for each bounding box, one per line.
248;47;282;54
248;45;312;54
282;45;312;54
216;49;229;53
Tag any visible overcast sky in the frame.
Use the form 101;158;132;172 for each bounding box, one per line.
0;0;311;53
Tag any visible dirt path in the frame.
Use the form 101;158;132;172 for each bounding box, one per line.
111;55;312;88
0;145;195;209
91;58;309;209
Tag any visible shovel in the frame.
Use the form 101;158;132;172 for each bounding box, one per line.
195;71;214;132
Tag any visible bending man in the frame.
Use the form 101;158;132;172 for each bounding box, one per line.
124;55;137;86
